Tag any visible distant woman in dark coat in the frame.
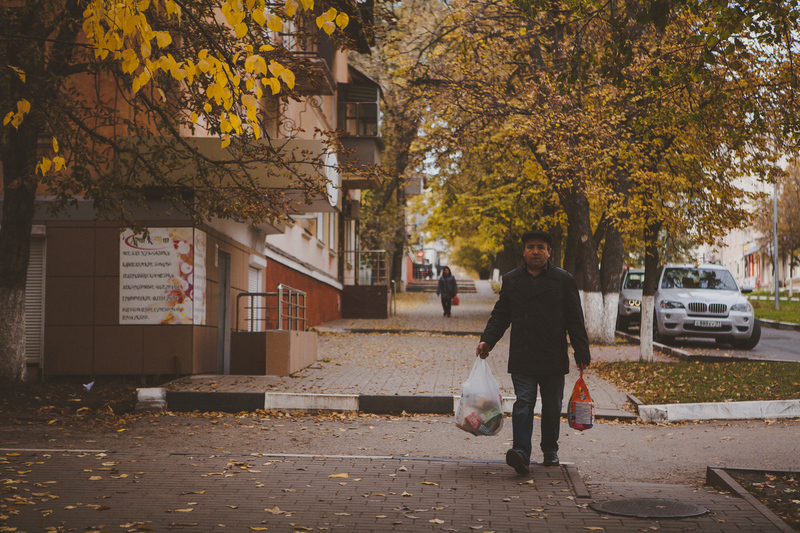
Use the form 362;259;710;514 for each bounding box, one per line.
436;266;458;317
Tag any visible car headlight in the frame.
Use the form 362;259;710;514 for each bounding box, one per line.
730;302;753;312
659;300;685;309
625;299;641;307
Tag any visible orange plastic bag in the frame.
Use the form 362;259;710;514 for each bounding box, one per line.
567;370;594;431
451;295;460;306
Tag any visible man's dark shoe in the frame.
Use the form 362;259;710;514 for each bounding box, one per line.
505;449;529;475
542;452;559;467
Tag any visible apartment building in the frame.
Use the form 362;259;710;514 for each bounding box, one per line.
13;5;384;379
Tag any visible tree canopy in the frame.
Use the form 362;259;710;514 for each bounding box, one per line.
754;160;800;279
398;0;796;353
0;0;372;384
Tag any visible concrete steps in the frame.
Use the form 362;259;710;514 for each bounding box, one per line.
406;279;477;293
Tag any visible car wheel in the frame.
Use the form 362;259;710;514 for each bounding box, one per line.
732;319;761;350
617;316;630;333
652;319;674;345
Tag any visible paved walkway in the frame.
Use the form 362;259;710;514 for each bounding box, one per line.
5;282;794;532
1;449;790;532
166;281;673;419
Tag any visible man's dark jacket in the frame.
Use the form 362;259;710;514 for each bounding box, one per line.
480;262;591;376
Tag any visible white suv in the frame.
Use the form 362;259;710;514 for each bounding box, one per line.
654;263;760;349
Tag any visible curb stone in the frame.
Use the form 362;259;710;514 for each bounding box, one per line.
629;390;800;423
140;327;794;422
638;399;800;423
706;466;797;533
759;318;800;332
614;330;693;360
145;388;639;419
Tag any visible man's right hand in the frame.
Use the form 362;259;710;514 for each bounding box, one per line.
476;342;490;359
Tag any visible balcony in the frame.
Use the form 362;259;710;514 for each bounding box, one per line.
117;136;341;216
288;32;336;96
339;136;381;189
337;69;382;190
290;51;336;95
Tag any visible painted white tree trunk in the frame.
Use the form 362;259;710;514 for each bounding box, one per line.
639;294;655;362
599;292;619;344
581;290;605;343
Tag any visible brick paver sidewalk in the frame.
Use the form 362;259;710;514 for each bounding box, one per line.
168;284;671;417
1;449;784;532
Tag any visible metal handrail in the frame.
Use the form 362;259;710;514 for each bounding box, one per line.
235;285;307;332
278;284;307;331
236;292;277;332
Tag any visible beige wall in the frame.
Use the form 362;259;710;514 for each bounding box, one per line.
40;221;219;376
36;216;339;377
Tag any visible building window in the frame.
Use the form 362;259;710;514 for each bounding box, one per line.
338;84;380;137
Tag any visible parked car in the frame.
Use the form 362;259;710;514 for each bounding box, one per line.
617;268;644;332
653;263;760;349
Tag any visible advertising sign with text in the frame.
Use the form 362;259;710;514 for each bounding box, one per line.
120;228;206;325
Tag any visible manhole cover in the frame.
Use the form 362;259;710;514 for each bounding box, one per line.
589;498;709;519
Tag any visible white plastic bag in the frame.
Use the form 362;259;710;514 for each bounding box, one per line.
455;357;504;436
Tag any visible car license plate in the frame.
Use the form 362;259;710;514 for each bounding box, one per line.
695;320;721;328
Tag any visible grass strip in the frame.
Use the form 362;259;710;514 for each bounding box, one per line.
750;297;800;324
592;361;800;405
729;471;800;531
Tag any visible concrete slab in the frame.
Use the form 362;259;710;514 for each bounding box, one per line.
263;392;359;412
639;399;800;422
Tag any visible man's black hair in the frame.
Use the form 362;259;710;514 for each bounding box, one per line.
521;230;553;247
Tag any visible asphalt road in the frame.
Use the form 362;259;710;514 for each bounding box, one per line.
664;325;800;362
2;412;798;487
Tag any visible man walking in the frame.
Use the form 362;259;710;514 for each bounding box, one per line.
476;230;590;473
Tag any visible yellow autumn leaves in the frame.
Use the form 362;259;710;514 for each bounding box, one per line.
35;138;66;177
4;0;350;176
81;0;349;128
2;67;29;133
2;98;29;130
316;7;349;36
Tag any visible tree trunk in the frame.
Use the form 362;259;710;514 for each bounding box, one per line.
390;187;407;287
559;186;603;342
360;94;419;289
640;222;662;362
495;242;520;276
599;225;625;344
0;122;40;385
548;223;563;268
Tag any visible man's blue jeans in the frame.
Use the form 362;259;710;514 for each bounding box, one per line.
510;373;565;463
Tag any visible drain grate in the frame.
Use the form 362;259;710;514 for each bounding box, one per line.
589;498;709;519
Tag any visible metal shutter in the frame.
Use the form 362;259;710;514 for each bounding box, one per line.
24;237;46;366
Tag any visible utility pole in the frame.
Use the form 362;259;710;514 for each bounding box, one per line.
774;180;780;310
